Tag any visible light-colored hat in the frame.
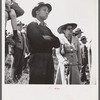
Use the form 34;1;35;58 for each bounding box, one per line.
32;2;52;17
74;28;83;34
57;23;77;33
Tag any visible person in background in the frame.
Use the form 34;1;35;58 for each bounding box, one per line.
27;2;60;84
12;21;25;82
5;30;15;58
5;32;15;68
22;25;30;71
5;0;24;43
80;36;89;84
56;23;82;84
73;28;83;39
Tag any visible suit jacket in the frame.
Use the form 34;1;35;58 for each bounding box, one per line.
81;44;88;66
59;35;82;65
27;22;60;54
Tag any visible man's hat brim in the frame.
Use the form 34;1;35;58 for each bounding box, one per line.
17;23;25;26
17;21;25;26
32;3;52;17
57;23;77;33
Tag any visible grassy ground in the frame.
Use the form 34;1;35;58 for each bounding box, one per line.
5;55;90;84
5;65;29;84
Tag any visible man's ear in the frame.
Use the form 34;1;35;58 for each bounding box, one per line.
36;10;39;16
63;30;66;33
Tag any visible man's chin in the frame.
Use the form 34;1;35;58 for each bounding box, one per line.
43;16;48;20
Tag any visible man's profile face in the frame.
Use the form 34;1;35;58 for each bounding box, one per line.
17;24;23;31
77;33;82;38
36;6;49;20
81;39;87;44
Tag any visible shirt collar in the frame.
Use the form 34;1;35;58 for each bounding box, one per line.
34;18;47;26
18;30;21;33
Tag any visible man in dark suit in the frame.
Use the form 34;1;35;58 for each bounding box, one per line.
80;36;89;83
27;2;60;84
12;21;25;82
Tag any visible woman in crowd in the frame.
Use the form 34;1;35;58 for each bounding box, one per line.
56;23;82;84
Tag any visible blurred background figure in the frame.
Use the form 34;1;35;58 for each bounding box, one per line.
12;21;25;83
22;24;30;71
80;36;89;84
73;28;83;39
5;0;24;43
5;31;15;67
5;30;15;58
73;28;83;47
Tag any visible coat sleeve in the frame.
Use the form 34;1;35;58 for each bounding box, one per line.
27;23;55;49
46;27;60;48
11;2;24;17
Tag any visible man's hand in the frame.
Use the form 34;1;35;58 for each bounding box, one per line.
42;35;53;41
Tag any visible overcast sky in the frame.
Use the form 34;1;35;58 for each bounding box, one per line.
6;0;98;41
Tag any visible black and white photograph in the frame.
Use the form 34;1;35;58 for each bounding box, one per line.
2;0;98;100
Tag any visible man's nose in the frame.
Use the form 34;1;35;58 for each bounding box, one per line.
46;10;49;14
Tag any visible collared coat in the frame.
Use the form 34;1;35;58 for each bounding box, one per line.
27;21;60;84
56;35;81;84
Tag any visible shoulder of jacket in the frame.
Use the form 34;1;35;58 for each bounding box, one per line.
28;22;38;27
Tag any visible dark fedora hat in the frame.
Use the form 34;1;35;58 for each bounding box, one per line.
32;2;52;17
57;23;77;33
80;36;87;41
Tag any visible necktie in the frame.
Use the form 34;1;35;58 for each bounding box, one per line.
84;45;88;64
84;45;87;54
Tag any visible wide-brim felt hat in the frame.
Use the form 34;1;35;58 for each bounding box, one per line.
74;28;83;35
57;23;77;34
32;2;52;17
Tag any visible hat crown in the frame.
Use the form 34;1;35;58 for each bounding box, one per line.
38;2;45;5
57;23;77;34
35;2;45;8
32;2;52;17
75;28;83;33
77;28;81;31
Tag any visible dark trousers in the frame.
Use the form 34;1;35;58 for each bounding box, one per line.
23;56;30;70
81;64;87;82
5;42;8;57
13;47;24;79
29;53;54;84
